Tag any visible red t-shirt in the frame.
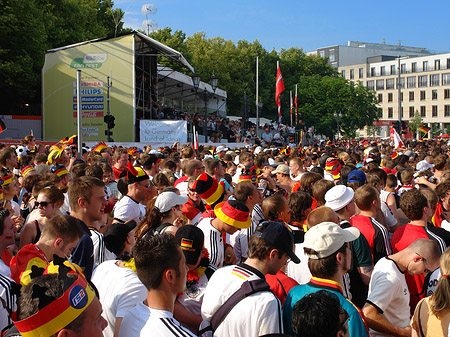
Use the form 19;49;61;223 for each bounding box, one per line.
266;270;298;305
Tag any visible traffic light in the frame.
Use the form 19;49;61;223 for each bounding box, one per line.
401;121;407;129
392;121;400;132
104;115;115;129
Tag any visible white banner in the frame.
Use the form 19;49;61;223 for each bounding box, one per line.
139;120;187;143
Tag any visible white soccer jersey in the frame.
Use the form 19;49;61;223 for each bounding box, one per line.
119;303;196;337
92;260;147;337
200;264;283;337
90;228;115;271
197;218;223;269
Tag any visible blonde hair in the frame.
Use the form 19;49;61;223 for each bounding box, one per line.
430;247;450;316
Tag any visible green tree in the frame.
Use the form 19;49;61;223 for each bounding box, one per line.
408;111;424;138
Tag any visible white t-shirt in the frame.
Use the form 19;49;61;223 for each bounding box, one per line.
0;274;17;333
113;195;144;224
90;229;115;271
200;264;283;337
366;257;410;337
197;218;223;269
286;241;311;285
92;260;147;337
119;303;196;337
10;200;19;217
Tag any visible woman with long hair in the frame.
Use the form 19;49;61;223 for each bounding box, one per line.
411;247;450;337
19;185;64;248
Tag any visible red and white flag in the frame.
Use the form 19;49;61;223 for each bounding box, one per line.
275;61;285;124
392;128;404;149
295;84;298;125
192;125;198;150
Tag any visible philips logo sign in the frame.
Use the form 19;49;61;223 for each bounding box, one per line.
83;54;107;63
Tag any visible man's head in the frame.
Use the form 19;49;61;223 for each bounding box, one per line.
104;220;137;258
289;157;304;175
184;159;206;179
39;215;83;258
0;147;17;169
435;181;450;210
204;158;224;179
272;164;290;182
213;200;251;235
354;185;380;211
133;233;187;294
17;273;107;337
234;181;261;210
404;239;441;277
112;148;128;171
312;179;335;206
175;225;205;271
303;222;360;278
325;185;356;217
292;290;349;337
68;176;106;223
306;207;340;229
248;221;300;274
400;189;429;221
141;153;161;174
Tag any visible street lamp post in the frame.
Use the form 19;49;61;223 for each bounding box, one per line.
192;73;218;143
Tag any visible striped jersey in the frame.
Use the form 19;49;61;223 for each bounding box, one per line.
197;218;224;269
118;303;196;337
350;215;392;264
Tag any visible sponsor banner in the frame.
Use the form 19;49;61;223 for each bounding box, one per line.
43;34;134;141
140;120;187;143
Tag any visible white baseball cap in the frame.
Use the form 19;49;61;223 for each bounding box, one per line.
155;192;188;213
303;222;360;259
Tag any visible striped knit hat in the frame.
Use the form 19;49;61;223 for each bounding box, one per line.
325;158;343;180
192;173;225;207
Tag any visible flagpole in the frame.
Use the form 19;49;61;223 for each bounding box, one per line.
256;56;259;138
295;84;298;125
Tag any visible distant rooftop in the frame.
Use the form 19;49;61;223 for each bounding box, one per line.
346;40;431;54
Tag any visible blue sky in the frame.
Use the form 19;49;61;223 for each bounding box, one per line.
114;0;449;54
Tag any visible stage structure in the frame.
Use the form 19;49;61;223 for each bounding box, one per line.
42;31;226;142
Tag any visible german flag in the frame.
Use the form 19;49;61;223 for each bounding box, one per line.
59;135;77;146
418;126;430;134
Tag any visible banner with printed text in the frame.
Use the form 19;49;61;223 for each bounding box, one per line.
42;34;135;141
140;120;187;143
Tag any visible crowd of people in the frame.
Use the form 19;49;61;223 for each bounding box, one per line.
1;133;450;336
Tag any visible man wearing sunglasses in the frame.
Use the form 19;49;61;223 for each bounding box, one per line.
363;239;440;337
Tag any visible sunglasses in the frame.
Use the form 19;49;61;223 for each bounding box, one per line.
334;309;349;335
35;201;53;208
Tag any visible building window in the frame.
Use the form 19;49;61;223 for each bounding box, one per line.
445;89;450;99
409;91;414;101
396;78;405;89
407;76;416;88
367;80;374;90
432;105;438;117
388;107;393;118
401;64;406;74
443;73;450;85
420;91;426;100
447;58;450;69
445;105;450;117
378;108;383;118
430;74;440;86
380;66;385;76
350;69;354;79
319;51;325;58
420;106;426;117
412;62;417;72
435;59;441;70
401;107;404;118
418;75;428;87
386;78;395;89
432;89;438;100
388;93;393;102
409;106;415;118
423;61;428;71
329;49;335;62
341;70;346;78
376;79;384;90
370;67;375;77
390;65;396;75
378;94;383;103
359;68;363;79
